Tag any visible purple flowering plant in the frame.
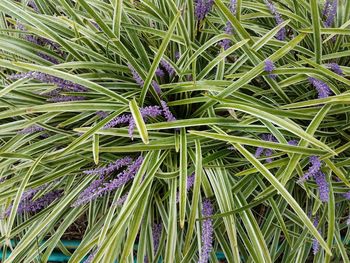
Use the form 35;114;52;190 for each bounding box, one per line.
1;0;349;262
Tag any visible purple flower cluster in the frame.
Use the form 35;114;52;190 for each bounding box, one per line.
219;0;237;50
73;156;143;206
96;111;109;119
16;22;64;62
84;156;133;176
113;192;129;206
298;156;329;202
199;199;213;263
155;68;165;78
255;134;278;163
323;0;337;27
128;106;163;138
195;0;214;21
308;77;332;99
152;223;162;252
264;59;276;79
312;216;320;254
314;171;329;202
104;102;176;138
327;63;343;75
160;59;175;76
18;125;45;134
9;71;87;102
298;156;321;183
161;100;176;122
128;64;144;87
2;187;62;218
264;0;286;41
47;96;86;102
104;156;144;191
152;80;161;94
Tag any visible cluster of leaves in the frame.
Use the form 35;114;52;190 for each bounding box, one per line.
0;0;350;262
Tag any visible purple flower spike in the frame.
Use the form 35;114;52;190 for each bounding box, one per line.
152;223;162;252
308;77;332;99
343;191;350;200
2;187;62;218
73;157;143;206
96;111;109;119
264;59;276;79
83;156;133;176
288;140;298;146
160;59;175;76
72;176;105;207
219;0;237;50
314;171;329;202
255;146;264;158
18;125;44;134
298;156;321;183
161;100;176;122
254;134;277;162
312;216;320;254
103;156;144;192
264;0;286;41
199;199;213;263
113;192;129;206
104;114;132;129
47;96;85;102
175;51;180;60
155;68;165;78
324;0;337;27
128;64;144;87
327;63;343;75
195;0;214;21
219;22;233;50
152;80;162;94
38;52;59;64
9;72;87;92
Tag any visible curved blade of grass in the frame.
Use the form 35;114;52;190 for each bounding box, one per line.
216;103;335;154
5;154;45;238
179;127;187;228
233;143;332;256
188;130;327;155
130;98;149;144
310;0;322;63
139;12;180;105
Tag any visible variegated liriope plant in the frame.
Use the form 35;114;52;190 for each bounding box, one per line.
0;0;350;262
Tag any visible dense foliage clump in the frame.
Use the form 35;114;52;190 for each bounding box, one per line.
0;0;350;262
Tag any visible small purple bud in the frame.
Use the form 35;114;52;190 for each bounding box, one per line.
155;68;165;78
264;59;276;79
195;0;214;21
327;63;343;75
308;77;332;99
